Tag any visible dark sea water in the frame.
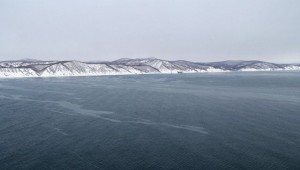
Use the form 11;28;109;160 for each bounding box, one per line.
0;72;300;170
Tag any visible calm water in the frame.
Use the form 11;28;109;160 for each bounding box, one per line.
0;72;300;170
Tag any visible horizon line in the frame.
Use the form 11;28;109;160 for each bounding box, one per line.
1;57;300;65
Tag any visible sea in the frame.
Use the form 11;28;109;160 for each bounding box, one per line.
0;72;300;170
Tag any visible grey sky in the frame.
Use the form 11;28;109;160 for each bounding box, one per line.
0;0;299;63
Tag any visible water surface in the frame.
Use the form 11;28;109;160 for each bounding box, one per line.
0;72;300;169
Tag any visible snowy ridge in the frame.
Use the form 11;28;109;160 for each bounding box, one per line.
0;58;299;78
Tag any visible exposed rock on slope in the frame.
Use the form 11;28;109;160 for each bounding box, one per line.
0;58;299;78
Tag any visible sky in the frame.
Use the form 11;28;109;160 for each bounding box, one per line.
0;0;300;63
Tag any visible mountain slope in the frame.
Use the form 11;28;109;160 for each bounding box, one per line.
0;58;299;78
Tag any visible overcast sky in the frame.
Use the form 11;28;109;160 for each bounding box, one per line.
0;0;299;63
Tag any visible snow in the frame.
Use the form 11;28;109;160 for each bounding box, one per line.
0;59;299;78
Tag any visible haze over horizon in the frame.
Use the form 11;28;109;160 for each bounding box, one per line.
2;57;300;65
1;0;300;63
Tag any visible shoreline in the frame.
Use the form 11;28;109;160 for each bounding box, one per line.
1;70;300;79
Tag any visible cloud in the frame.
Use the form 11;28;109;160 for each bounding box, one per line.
0;0;299;63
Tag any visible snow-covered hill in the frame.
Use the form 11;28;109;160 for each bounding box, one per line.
0;58;299;78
